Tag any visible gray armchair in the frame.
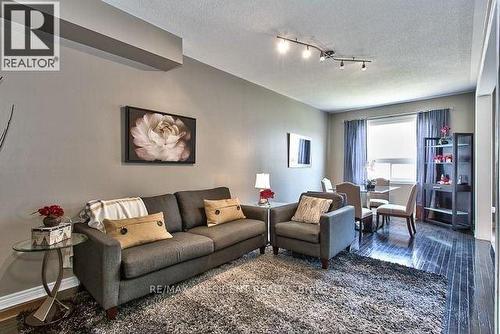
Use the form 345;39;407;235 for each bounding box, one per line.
270;192;355;269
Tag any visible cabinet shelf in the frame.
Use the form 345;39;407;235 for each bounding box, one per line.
424;184;472;192
424;207;468;216
426;143;470;148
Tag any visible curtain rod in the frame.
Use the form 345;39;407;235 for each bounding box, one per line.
343;107;453;122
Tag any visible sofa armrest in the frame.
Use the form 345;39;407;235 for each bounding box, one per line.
319;205;355;260
269;203;298;245
241;205;267;222
73;223;121;310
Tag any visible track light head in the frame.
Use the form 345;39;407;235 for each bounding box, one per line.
361;62;367;71
302;45;311;59
319;52;326;62
339;60;345;70
277;38;289;54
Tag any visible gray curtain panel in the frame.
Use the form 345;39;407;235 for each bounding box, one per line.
416;109;450;206
344;119;367;184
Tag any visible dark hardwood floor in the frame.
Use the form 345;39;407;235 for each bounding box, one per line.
355;218;495;334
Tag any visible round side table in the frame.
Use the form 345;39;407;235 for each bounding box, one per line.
12;233;87;327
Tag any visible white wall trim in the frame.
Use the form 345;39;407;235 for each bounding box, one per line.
0;276;79;311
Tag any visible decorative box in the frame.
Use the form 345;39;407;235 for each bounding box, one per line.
32;222;72;246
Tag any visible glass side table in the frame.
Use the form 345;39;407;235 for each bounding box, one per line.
12;233;87;327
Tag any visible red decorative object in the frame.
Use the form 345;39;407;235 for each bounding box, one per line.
444;154;453;163
33;205;65;227
260;189;275;200
35;205;64;218
440;125;451;137
434;155;443;163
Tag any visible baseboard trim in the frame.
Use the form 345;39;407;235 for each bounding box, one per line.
0;276;79;311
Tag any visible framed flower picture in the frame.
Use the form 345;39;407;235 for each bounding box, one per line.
125;106;196;164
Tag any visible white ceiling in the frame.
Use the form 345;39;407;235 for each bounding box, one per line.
104;0;486;112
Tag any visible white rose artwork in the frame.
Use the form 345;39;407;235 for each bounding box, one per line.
130;112;192;162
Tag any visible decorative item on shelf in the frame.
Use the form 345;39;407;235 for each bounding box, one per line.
458;175;469;185
33;204;65;227
438;125;451;145
444;154;453;163
365;179;376;190
434;155;443;163
32;222;72;246
438;174;451;185
255;173;273;206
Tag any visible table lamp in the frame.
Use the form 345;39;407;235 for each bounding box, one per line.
255;173;271;206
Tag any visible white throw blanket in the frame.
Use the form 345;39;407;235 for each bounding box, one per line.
86;197;148;232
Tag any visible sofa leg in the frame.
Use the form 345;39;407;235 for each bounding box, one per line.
259;246;266;254
272;246;279;255
345;244;351;252
106;307;118;320
320;258;329;270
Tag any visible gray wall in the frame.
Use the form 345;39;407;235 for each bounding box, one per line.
326;92;475;206
0;44;327;297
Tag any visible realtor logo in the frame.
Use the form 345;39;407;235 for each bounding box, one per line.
1;1;59;71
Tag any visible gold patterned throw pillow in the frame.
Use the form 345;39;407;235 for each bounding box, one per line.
204;198;246;226
103;212;173;249
291;196;333;224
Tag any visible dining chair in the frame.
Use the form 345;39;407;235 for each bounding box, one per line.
376;184;418;237
321;178;334;192
368;178;390;209
336;182;373;242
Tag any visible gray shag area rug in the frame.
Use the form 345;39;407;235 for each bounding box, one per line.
18;248;447;334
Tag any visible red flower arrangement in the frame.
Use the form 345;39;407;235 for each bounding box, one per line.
34;205;64;218
440;125;451;137
434;155;443;163
260;189;275;200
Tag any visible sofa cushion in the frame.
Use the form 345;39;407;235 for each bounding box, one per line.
141;193;183;233
104;212;173;249
204;198;246;226
188;219;265;250
275;221;320;243
175;187;231;230
304;191;345;211
291;196;333;224
121;232;214;279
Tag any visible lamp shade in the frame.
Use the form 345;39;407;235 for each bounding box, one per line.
255;173;270;189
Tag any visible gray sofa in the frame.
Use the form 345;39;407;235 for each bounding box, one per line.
73;187;267;319
270;191;355;269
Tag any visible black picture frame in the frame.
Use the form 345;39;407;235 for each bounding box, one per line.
125;106;196;164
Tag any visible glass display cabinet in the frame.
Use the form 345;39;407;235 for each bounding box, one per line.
422;133;474;230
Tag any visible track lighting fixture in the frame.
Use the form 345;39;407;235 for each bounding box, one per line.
275;35;372;71
277;38;289;54
302;45;311;59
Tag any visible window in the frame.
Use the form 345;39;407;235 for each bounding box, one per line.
367;115;417;182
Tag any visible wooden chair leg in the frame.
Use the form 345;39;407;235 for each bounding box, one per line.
406;217;413;237
321;258;329;269
272;246;279;255
106;307;118;320
410;215;416;234
259;246;266;254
